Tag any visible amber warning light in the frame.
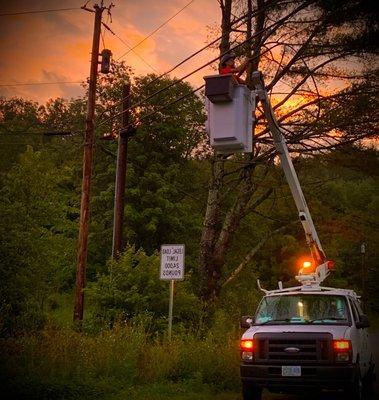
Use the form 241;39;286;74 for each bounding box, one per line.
298;259;335;275
303;261;312;269
298;260;313;275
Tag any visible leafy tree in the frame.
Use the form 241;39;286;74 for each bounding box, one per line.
86;66;208;272
199;0;379;302
0;66;209;316
0;147;77;334
87;247;202;331
217;144;379;315
0;98;44;171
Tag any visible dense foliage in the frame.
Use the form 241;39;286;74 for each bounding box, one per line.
199;0;378;301
1;81;378;334
0;1;378;397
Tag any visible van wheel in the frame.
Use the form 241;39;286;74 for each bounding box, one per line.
242;382;262;400
363;358;376;395
347;370;363;400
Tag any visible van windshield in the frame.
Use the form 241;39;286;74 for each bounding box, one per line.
255;294;349;325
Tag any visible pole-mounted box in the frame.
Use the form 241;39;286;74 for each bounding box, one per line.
100;49;112;74
204;74;253;154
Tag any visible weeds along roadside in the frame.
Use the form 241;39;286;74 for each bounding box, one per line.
0;318;242;399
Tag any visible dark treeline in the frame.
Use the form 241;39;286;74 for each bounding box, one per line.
0;68;378;335
0;1;378;397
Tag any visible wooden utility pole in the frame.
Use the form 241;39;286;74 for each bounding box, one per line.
112;84;131;259
74;4;105;323
361;243;367;312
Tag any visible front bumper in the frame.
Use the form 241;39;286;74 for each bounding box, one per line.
241;363;357;391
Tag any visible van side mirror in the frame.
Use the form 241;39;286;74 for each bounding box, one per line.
240;316;253;329
356;314;370;329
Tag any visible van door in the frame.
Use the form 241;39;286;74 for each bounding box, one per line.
348;297;369;375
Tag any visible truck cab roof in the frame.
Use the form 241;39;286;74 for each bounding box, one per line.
259;282;359;300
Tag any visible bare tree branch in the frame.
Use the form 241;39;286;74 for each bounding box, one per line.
222;224;291;288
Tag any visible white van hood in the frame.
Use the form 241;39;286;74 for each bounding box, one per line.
242;324;350;339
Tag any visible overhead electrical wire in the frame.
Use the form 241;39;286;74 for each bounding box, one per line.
102;22;159;73
99;4;158;72
135;84;205;125
0;7;80;17
99;43;278;131
99;52;278;133
135;43;279;126
97;5;267;121
97;2;299;130
0;142;41;145
97;0;288;123
0;81;82;87
2;0;301;143
116;0;196;61
0;129;81;138
3;1;303;143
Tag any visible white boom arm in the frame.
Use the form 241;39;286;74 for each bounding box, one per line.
251;71;330;285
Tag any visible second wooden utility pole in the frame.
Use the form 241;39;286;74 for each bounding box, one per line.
112;84;131;259
74;4;105;323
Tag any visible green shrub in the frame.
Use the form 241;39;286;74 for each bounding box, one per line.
86;248;203;333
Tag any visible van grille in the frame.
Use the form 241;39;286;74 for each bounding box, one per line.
254;332;332;364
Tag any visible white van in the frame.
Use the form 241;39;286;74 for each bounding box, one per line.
240;285;375;400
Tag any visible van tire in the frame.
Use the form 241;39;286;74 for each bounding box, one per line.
363;357;376;395
347;369;363;400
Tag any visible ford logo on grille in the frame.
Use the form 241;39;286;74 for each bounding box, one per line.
284;347;300;353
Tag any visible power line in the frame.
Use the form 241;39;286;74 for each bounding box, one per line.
137;84;205;124
116;0;280;63
102;22;159;73
116;0;196;61
135;48;279;125
0;7;80;17
0;131;49;136
97;0;282;122
97;21;281;129
96;10;256;121
0;81;83;87
99;0;308;127
0;129;84;136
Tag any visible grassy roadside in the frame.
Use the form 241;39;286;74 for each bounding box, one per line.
1;380;242;400
0;321;242;400
106;382;241;400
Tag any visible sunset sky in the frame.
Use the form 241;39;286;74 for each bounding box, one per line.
0;0;221;104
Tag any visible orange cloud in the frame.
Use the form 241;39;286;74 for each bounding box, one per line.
0;0;220;103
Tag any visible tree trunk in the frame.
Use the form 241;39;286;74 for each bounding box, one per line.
249;0;265;73
199;0;268;303
198;0;378;305
198;1;233;303
219;0;233;55
198;156;225;301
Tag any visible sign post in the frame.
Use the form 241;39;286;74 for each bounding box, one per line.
160;244;185;341
168;279;174;341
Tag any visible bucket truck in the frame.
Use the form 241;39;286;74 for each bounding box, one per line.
204;71;375;400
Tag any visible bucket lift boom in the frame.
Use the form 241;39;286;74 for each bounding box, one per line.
250;71;332;285
204;71;334;285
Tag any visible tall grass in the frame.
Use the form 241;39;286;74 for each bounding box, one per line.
0;320;241;399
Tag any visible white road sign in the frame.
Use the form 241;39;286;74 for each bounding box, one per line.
160;244;185;281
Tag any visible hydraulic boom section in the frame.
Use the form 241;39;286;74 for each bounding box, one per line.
251;71;331;285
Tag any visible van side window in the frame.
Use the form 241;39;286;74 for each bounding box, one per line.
348;298;359;323
353;299;364;316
